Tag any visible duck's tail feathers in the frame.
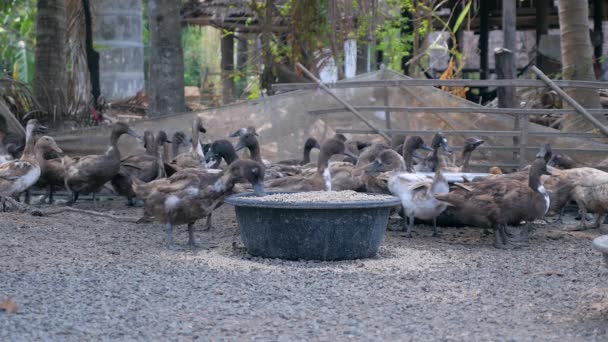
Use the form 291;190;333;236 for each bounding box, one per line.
432;193;455;206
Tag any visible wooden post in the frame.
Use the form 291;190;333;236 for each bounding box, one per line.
221;32;235;104
479;0;489;81
236;32;248;97
495;48;520;162
383;87;391;131
532;66;608;137
296;63;391;141
535;0;549;70
502;0;517;54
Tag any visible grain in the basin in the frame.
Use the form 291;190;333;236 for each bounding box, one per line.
248;190;395;203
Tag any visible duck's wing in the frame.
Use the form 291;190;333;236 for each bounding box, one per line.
0;160;36;180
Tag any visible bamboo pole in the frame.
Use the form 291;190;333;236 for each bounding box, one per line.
296;62;391;141
532;65;608;137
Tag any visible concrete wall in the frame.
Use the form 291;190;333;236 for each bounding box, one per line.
93;0;145;100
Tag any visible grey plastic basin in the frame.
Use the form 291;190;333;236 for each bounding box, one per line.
225;192;401;261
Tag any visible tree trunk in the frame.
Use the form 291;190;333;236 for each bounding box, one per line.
558;0;604;132
34;0;67;116
147;0;186;117
221;32;235;104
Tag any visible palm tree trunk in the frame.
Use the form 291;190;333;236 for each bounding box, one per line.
558;0;604;132
34;0;67;117
147;0;186;117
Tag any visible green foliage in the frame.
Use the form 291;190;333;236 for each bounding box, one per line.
182;25;204;86
0;0;36;84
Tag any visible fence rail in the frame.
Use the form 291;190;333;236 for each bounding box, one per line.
309;106;608;116
280;62;608;171
273;79;608;92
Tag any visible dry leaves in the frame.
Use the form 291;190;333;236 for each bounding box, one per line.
0;298;18;314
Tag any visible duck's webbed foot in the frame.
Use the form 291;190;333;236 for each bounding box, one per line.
493;226;521;249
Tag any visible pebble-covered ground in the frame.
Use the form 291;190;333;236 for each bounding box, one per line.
1;198;608;341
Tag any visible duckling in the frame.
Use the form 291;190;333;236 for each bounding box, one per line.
111;130;167;206
402;136;433;172
64;122;140;205
434;159;551;249
416;132;452;172
276;138;321;166
172;117;207;169
204;139;239;169
443;137;484;172
139;159;265;249
369;144;449;237
265;138;356;192
0;135;63;210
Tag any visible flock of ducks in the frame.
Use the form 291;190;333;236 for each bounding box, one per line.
1;116;608;250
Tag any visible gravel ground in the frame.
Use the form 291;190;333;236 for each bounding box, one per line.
1;198;608;341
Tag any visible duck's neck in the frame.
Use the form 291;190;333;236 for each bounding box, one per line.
223;148;239;165
529;170;543;192
247;142;262;163
460;149;472;170
32;146;45;166
172;141;181;159
146;138;158;157
21;125;36;159
316;152;331;175
107;130;123;158
302;146;313;165
191;124;200;153
403;146;415;173
162;142;170;163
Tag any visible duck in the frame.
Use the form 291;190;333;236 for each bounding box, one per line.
391;134;407;154
368;139;449;237
137;159;265;249
541;166;608;230
64;122;140;205
416;132;452;172
355;142;390;167
0;134;63;210
111;130;169;206
342;139;371;164
204;139;239;169
363;149;409;194
235;131;300;179
276;137;321;166
172;117;207;169
162;131;187;177
548;153;578;169
265;138;357;192
434;158;551;249
442;137;484;172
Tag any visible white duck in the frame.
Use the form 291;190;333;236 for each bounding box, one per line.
368;136;449;237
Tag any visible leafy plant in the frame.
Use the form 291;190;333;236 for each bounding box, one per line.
0;0;36;85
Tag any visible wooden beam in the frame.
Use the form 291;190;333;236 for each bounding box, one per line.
479;0;489;81
296;63;391;141
221;32;235;104
308;106;608;116
272;79;608;91
335;128;605;139
495;48;519;162
536;0;550;70
532;65;608;138
503;0;517;53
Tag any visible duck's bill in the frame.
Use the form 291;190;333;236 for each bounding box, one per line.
205;158;218;169
412;151;424;159
366;160;382;173
253;182;266;196
234;142;245;152
343;150;359;160
127;128;141;139
35;125;48;134
420;144;433;151
314;142;321;149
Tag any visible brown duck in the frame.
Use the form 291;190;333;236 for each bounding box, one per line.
139;159;265;249
64;122;140;205
434;159;551;249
